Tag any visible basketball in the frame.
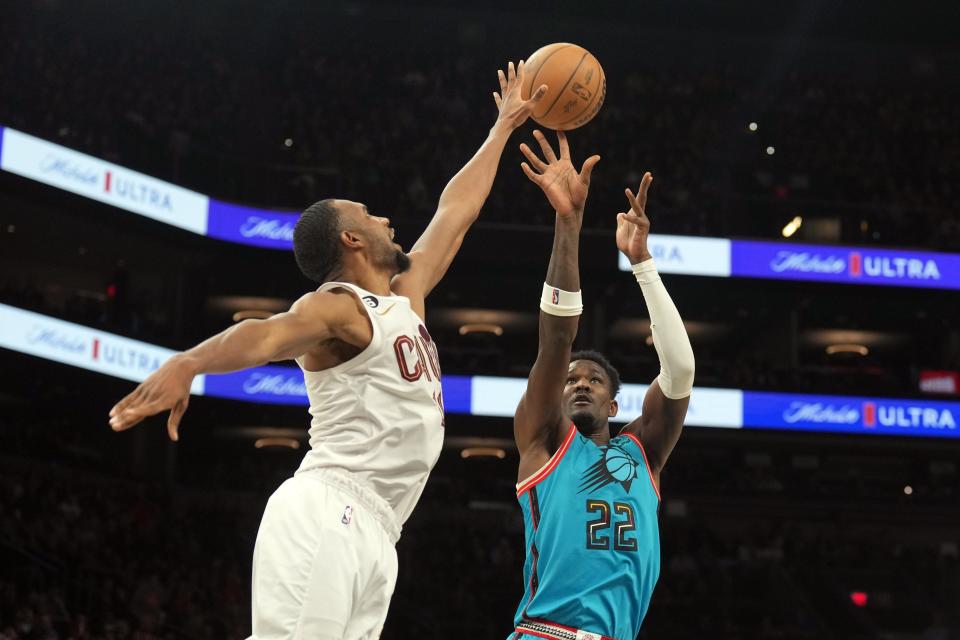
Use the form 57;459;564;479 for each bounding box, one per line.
521;43;606;131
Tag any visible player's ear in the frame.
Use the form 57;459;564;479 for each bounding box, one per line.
609;399;619;418
341;229;364;250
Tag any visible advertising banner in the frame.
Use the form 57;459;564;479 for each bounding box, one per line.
0;128;208;234
731;240;960;290
0;303;204;392
617;234;731;277
743;391;959;438
4;125;958;291
3;303;960;439
206;199;297;250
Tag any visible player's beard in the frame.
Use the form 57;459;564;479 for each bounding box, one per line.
376;237;410;276
394;249;411;274
571;410;600;434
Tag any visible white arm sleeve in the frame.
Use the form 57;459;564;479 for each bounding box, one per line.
632;259;695;399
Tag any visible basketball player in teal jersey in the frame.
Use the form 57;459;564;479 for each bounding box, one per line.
508;130;695;640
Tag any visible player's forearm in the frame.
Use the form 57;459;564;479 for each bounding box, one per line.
176;320;279;375
435;123;513;223
632;260;695;399
539;214;583;345
545;214;582;292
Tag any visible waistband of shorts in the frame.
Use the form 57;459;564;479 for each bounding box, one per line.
515;619;618;640
296;467;401;544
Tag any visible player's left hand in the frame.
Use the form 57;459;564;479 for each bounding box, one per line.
616;172;654;264
520;130;600;218
108;355;195;441
493;60;547;131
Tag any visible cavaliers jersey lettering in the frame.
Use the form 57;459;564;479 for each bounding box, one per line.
296;282;444;526
512;426;661;639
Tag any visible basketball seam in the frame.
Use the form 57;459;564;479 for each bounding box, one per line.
554;72;605;128
526;44;572;103
538;51;589;123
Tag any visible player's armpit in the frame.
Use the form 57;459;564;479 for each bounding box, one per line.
622;378;690;474
390;235;463;306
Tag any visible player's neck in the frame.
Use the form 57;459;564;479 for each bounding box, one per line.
574;422;611;448
588;431;611;448
330;265;394;297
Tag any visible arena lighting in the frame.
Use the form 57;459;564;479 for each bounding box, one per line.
781;216;802;238
766;146;776;155
209;296;290;314
825;344;869;356
223;427;305;441
233;310;275;322
748;122;758;132
904;485;914;495
850;592;868;607
461;447;507;459
458;323;504;336
284;138;293;148
254;437;301;450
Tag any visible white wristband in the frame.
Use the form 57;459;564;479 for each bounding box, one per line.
540;283;583;317
631;258;660;285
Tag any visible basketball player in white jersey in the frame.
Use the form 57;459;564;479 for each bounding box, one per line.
107;61;548;639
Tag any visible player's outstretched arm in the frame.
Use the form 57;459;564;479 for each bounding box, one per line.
617;174;695;476
108;290;367;440
514;132;600;480
393;60;547;302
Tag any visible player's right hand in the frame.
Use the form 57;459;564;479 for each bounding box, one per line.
108;355;196;441
493;60;547;131
519;130;600;218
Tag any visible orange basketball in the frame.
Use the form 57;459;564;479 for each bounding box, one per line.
521;43;605;131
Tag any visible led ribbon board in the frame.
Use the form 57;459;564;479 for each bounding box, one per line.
617;236;960;290
0;126;298;250
2;303;958;439
2;126;957;290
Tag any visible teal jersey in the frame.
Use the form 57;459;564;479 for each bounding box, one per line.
512;425;661;639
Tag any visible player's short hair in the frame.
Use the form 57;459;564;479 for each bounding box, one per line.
570;350;622;397
294;199;342;283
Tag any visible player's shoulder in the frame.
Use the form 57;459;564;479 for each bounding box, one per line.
290;288;366;323
611;430;643;450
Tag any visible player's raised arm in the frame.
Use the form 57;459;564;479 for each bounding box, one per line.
514;131;600;478
392;60;547;302
617;174;695;475
107;289;368;440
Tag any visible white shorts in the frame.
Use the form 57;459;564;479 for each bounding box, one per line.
248;469;401;640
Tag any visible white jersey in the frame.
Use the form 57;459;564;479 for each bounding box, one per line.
295;282;445;526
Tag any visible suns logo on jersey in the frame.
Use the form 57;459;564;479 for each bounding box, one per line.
578;442;640;493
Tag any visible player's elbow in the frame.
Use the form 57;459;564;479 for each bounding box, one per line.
674;354;695;386
659;362;694;401
435;198;483;227
664;337;695;381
